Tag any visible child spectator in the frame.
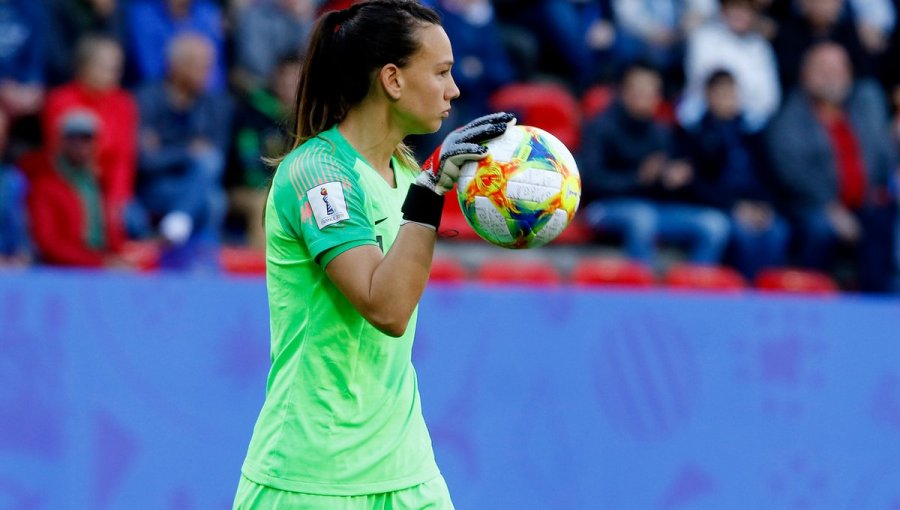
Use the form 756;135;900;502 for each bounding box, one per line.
228;55;299;249
232;0;315;93
134;33;232;269
0;112;29;266
20;111;130;268
679;70;789;279
678;0;780;132
766;43;896;292
45;0;128;85
581;62;730;266
126;0;227;90
43;35;137;245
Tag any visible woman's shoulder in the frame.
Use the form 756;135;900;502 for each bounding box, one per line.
274;136;357;191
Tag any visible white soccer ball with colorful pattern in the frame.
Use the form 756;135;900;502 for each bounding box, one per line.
456;125;581;249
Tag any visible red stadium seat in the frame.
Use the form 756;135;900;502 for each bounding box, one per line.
476;258;562;286
439;187;481;241
220;246;266;276
550;215;594;245
570;258;655;288
581;84;614;120
754;268;840;295
489;82;582;151
429;257;468;283
120;241;160;272
663;264;747;292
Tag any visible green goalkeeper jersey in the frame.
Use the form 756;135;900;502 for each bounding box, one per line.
240;126;440;495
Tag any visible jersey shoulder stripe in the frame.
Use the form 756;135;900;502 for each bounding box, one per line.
284;137;359;200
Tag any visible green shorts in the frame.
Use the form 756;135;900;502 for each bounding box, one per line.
233;474;455;510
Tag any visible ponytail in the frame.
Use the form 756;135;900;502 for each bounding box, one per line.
267;0;441;171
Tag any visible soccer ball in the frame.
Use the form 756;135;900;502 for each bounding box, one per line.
456;125;581;249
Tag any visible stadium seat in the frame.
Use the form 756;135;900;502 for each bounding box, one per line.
120;241;160;272
429;257;468;283
489;82;582;151
663;264;747;292
754;268;840;295
580;84;614;120
476;258;562;286
220;246;266;275
570;258;655;288
439;187;480;241
550;216;594;245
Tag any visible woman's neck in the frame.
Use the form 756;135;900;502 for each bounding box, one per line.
339;101;405;179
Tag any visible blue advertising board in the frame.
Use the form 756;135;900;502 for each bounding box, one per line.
1;270;900;509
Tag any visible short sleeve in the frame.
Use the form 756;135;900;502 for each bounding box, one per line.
279;150;376;264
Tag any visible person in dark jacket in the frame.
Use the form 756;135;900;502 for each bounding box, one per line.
134;32;232;269
680;69;789;279
581;62;730;265
766;42;896;292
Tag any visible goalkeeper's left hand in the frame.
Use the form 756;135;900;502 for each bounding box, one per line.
417;112;517;196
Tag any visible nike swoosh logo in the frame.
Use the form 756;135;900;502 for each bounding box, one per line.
374;217;388;225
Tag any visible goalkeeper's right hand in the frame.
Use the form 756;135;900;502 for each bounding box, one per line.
401;112;516;231
417;112;517;196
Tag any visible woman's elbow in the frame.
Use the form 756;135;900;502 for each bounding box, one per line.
366;310;410;338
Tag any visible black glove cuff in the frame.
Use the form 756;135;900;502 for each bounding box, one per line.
402;184;444;230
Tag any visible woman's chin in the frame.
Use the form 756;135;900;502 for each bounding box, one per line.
411;119;444;136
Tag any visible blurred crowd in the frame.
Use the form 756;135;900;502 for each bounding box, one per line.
0;0;898;291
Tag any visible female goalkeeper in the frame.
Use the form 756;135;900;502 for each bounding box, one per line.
233;1;513;508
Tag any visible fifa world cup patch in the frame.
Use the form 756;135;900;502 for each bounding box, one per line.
307;182;350;229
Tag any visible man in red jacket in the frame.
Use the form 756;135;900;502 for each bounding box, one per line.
22;110;131;267
42;34;137;243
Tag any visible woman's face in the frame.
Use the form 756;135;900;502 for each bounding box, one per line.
392;24;460;135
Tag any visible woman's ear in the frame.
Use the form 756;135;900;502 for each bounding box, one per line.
380;63;403;101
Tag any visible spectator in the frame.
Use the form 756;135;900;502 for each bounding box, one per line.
611;0;717;83
0;0;46;121
43;35;137;244
581;63;730;266
45;0;128;85
126;0;227;90
774;0;870;90
679;70;789;279
766;43;896;292
232;0;315;93
228;55;299;249
135;33;232;269
0;111;29;266
20;111;129;268
678;0;780;132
